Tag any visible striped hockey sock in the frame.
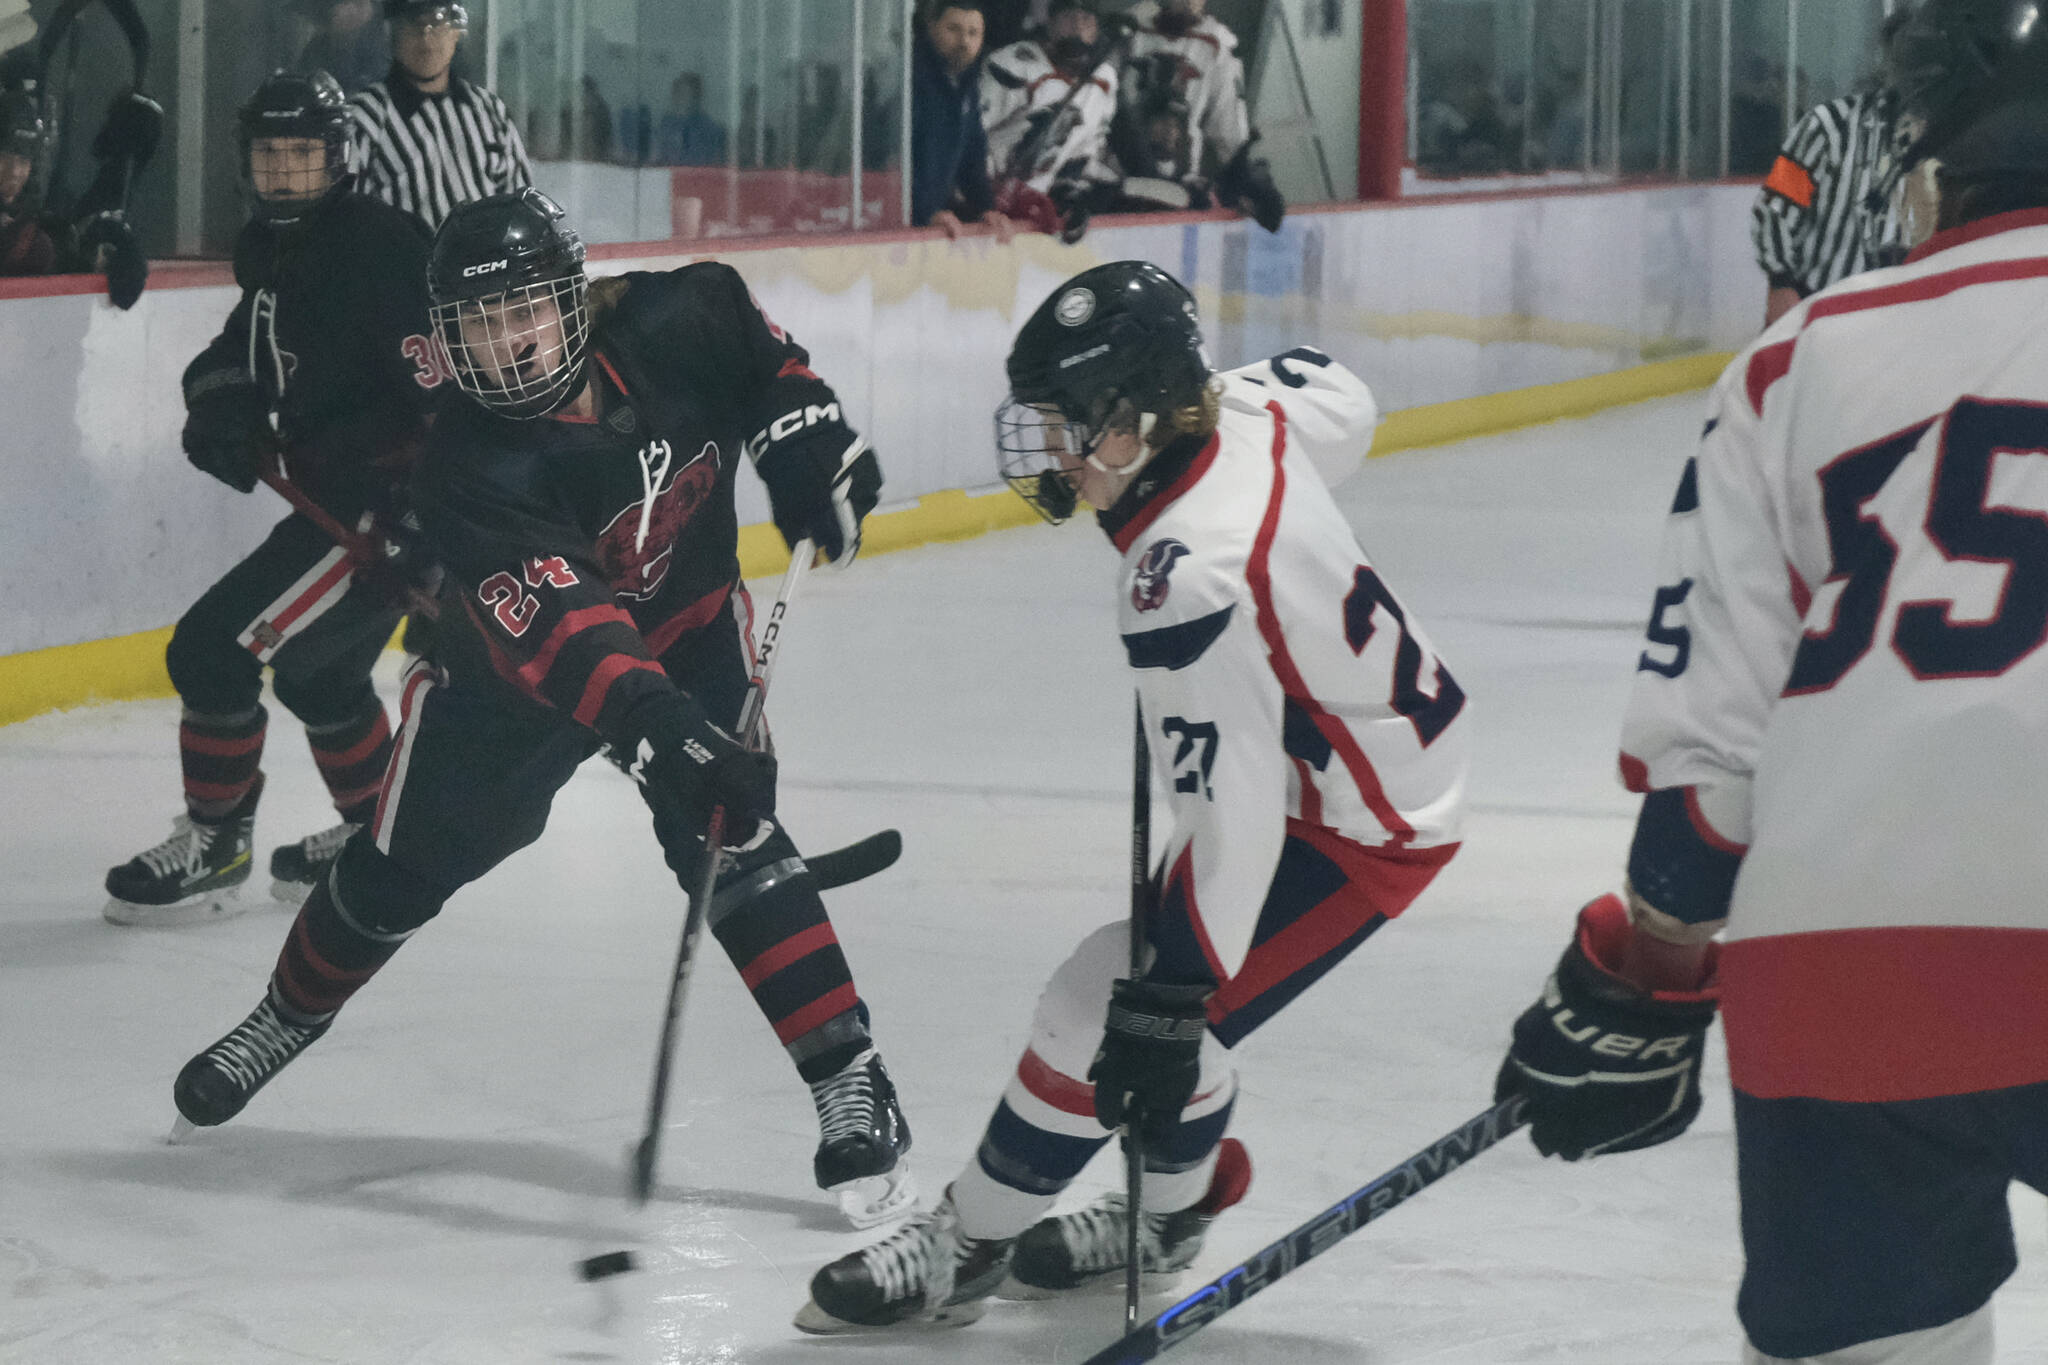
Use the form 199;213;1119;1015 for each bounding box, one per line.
269;874;414;1021
181;706;267;821
707;856;870;1084
305;702;394;825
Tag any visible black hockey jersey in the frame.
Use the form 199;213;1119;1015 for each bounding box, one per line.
182;185;443;517
414;262;859;746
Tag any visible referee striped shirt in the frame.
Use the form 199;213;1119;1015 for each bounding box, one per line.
1751;91;1908;298
347;75;533;231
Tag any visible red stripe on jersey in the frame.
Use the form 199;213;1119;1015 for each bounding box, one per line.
1746;339;1797;416
1618;752;1651;793
775;357;819;381
1722;926;2048;1102
1016;1046;1096;1117
1290;755;1324;825
573;653;667;729
739;921;840;989
643;582;735;658
1904;207;2048;265
1244;402;1415;843
1164;844;1230;986
1109;433;1220;555
259;555;354;645
594;350;632;397
180;727;265;758
772;983;860;1044
1683;787;1748;854
519;603;639;689
1809;252;2048;325
459;597;548;703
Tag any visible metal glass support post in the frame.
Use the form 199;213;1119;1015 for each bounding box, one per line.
1785;0;1799;137
850;0;864;228
483;0;499;90
1583;0;1597;172
900;0;913;223
1719;0;1731;175
175;0;204;256
1677;0;1693;178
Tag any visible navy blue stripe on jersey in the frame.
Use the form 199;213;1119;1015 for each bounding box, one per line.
1123;605;1235;670
1627;787;1747;927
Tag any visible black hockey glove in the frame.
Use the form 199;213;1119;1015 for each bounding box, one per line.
622;691;779;838
1089;977;1210;1147
181;373;273;493
751;413;883;567
77;212;147;309
1495;894;1719;1161
1219;147;1286;234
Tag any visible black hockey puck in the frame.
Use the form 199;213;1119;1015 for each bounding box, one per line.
577;1250;637;1281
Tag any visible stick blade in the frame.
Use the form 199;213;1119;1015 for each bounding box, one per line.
629;1134;659;1205
807;829;902;890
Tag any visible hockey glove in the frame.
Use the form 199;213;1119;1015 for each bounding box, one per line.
77;211;147;309
1494;894;1719;1161
182;374;273;493
1090;977;1210;1147
752;418;883;568
623;691;779;838
1218;147;1286;234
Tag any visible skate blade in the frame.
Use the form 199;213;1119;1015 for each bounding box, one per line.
996;1269;1187;1302
834;1164;917;1230
792;1295;987;1335
167;1116;197;1145
102;889;248;928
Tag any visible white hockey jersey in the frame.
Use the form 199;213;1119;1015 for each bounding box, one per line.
1111;351;1469;986
1619;207;2048;1104
981;40;1120;193
1120;1;1253;173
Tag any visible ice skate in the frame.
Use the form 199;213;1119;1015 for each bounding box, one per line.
794;1187;1013;1333
172;991;330;1131
103;788;259;927
810;1047;916;1228
268;821;356;904
1003;1137;1251;1299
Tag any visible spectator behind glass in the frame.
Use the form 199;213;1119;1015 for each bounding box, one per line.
1728;51;1785;175
912;0;1014;240
0;88;56;275
657;72;726;166
297;0;389;95
1416;56;1512;175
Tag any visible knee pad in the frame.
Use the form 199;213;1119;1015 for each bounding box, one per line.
1027;922;1131;1081
166;612;263;715
333;836;452;937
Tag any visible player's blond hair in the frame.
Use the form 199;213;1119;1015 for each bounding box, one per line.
1148;377;1222;451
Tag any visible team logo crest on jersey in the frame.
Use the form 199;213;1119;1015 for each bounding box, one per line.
1131;538;1190;612
1055;287;1096;327
594;441;721;600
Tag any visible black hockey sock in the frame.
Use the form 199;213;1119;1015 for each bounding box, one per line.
707;854;870;1084
269;875;410;1021
181;706;268;821
305;701;394;825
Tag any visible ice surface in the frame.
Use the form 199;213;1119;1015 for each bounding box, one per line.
5;394;2045;1363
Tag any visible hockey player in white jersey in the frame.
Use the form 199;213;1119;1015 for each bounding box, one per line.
795;261;1468;1331
1117;0;1284;231
1496;3;2048;1361
982;0;1120;209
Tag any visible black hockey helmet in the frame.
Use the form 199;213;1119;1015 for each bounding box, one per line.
428;188;591;420
1;88;45;160
1887;0;2048;180
238;70;350;224
995;260;1210;524
384;0;468;26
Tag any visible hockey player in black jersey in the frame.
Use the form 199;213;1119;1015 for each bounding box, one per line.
169;188;915;1228
103;70;444;927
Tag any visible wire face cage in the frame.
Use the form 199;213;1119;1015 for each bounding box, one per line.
431;274;591;420
244;134;348;222
994;395;1088;524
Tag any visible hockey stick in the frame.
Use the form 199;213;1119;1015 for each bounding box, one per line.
1123;693;1151;1331
1080;1095;1530;1364
806;828;902;891
630;538;813;1205
256;466;441;620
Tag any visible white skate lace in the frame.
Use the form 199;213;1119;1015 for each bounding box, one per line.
811;1048;878;1146
136;818;208;879
1062;1192;1170;1273
860;1205;960;1307
205;1002;314;1093
297;822;358;861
